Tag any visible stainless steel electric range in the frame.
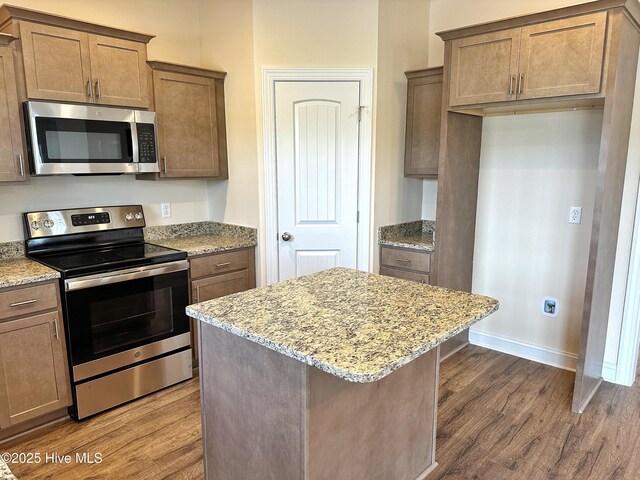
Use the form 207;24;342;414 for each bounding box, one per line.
24;205;193;420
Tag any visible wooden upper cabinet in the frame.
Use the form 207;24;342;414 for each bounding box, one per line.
0;5;154;108
0;36;26;183
144;61;228;179
449;29;521;107
88;34;149;108
446;12;608;108
19;22;92;103
518;13;606;100
404;67;443;177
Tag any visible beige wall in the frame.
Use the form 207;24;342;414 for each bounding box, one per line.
426;0;640;371
373;0;429;271
0;0;208;241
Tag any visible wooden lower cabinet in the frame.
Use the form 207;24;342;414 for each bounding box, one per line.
189;247;256;365
0;281;71;433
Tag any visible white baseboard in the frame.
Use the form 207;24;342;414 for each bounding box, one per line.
469;329;577;372
602;361;618;383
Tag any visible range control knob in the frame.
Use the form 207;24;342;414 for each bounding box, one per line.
43;219;55;228
134;212;143;220
125;213;134;221
31;220;41;230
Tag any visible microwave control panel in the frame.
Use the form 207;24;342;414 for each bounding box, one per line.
137;123;157;164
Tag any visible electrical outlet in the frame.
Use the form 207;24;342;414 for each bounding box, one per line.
569;206;582;224
161;203;171;218
542;297;559;317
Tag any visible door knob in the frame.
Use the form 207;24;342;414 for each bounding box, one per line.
281;232;292;241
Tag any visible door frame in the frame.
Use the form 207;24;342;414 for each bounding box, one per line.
262;68;374;284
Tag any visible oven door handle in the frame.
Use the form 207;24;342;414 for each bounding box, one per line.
65;260;188;291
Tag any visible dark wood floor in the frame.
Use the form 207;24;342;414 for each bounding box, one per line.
3;345;640;479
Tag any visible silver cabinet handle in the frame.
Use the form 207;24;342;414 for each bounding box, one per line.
95;78;101;99
509;74;515;95
518;73;524;95
162;156;167;174
215;262;231;268
53;318;59;339
87;78;94;99
18;153;24;176
395;258;411;263
9;299;37;307
195;286;200;303
281;232;292;241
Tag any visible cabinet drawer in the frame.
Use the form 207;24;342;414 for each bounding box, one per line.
380;247;431;273
190;249;251;279
0;282;58;320
380;267;430;285
192;270;251;303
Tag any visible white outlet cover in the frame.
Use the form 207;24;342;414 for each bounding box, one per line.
161;203;171;218
568;206;582;224
542;297;559;317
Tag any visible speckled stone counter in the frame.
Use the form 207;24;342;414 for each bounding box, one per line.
379;219;436;252
187;267;498;383
0;460;17;480
0;241;60;289
192;267;499;480
145;221;256;256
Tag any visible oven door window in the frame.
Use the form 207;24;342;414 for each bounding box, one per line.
64;270;189;366
35;117;133;164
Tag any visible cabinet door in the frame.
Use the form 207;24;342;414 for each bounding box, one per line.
0;44;25;183
449;28;521;107
380;267;430;285
192;270;251;304
153;70;228;178
0;311;69;428
518;13;606;100
405;72;442;177
88;34;149;108
19;22;92;103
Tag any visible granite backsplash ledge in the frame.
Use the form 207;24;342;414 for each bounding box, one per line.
0;241;25;261
144;221;257;242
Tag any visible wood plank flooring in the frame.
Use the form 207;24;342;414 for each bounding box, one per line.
3;345;640;479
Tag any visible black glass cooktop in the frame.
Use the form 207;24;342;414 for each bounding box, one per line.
30;242;186;278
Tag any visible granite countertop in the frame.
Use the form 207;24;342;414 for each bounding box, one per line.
379;220;435;252
187;268;498;383
145;221;257;257
0;241;60;289
0;460;17;480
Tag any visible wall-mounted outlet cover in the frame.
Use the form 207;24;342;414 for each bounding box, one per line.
542;297;559;317
161;202;171;218
569;206;582;224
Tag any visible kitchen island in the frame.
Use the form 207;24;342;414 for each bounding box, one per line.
186;268;498;480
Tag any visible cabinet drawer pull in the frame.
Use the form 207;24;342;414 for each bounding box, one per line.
18;153;24;177
216;262;232;268
53;318;59;339
87;78;94;98
95;78;102;99
395;258;411;263
9;299;37;307
162;156;167;174
509;74;514;95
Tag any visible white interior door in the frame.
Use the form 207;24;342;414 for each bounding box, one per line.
275;81;360;281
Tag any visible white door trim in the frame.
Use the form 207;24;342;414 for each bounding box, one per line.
612;182;640;386
262;68;374;285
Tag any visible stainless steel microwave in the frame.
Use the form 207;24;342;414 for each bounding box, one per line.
24;101;160;175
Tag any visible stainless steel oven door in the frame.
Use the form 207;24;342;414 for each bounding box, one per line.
63;260;190;381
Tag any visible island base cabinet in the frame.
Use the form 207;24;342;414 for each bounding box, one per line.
200;323;439;480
